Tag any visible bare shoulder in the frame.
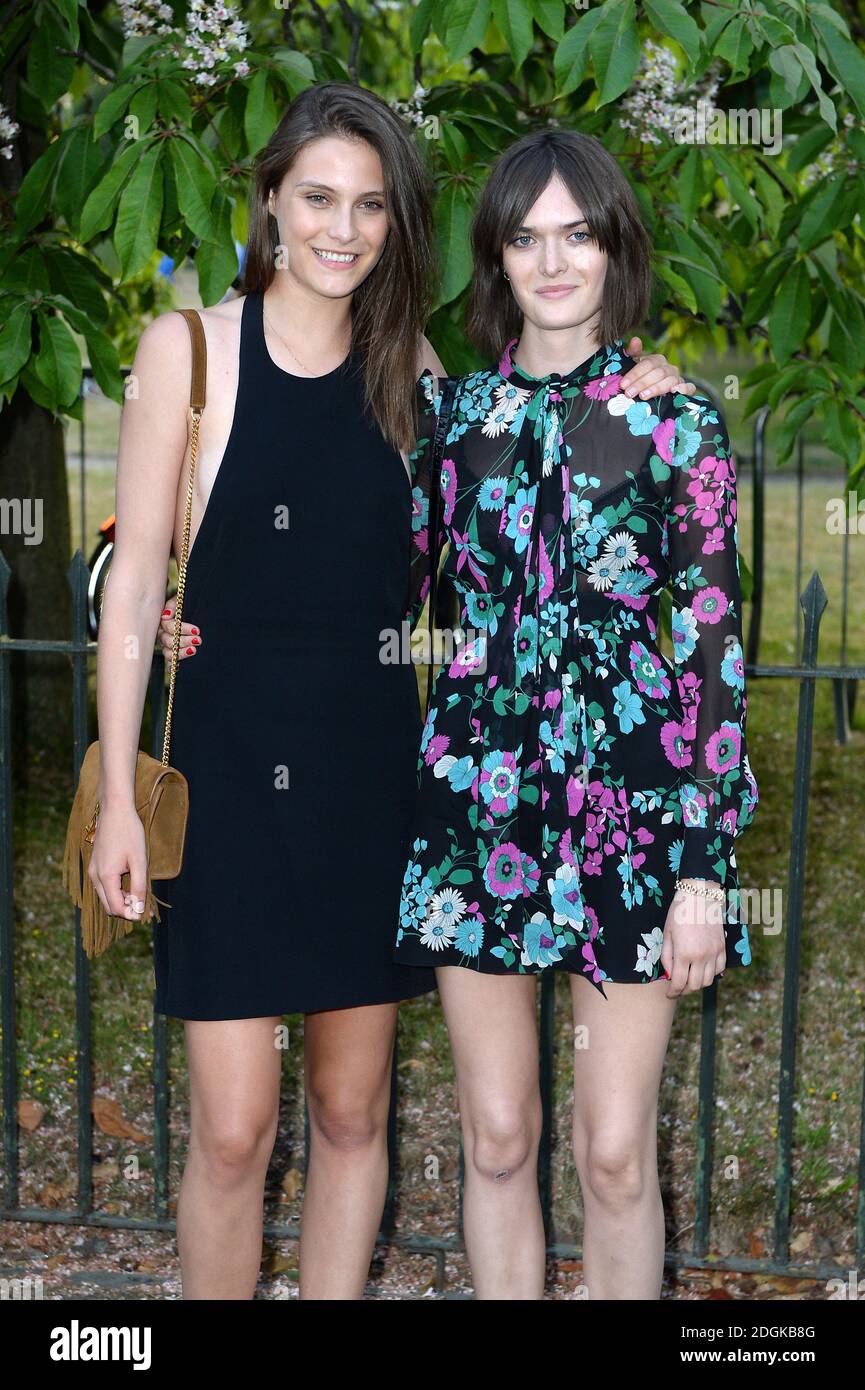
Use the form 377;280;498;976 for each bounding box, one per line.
132;294;246;396
136;294;243;354
416;332;446;381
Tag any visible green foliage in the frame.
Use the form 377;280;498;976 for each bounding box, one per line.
0;0;864;482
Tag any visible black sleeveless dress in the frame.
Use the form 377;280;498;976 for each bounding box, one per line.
152;289;436;1019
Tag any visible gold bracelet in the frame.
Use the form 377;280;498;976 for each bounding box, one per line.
675;877;725;903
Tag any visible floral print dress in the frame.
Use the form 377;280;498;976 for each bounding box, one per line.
395;338;759;998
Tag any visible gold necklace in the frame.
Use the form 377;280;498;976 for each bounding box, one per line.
262;300;349;378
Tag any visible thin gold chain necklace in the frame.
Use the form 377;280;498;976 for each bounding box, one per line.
262;297;349;378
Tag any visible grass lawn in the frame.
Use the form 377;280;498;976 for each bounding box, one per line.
1;385;863;1298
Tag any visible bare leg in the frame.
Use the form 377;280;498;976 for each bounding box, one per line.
178;1016;282;1299
570;975;677;1299
300;1002;399;1300
437;967;545;1300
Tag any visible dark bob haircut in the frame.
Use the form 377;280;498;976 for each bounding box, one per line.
466;129;653;360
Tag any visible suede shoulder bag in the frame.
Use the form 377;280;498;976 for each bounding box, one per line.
63;308;206;959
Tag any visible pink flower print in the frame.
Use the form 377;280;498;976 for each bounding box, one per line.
448;637;486;679
498;338;519;378
581;846;603;877
705;721;741;775
484;841;523;899
652;416;676;463
566;772;586;817
537;540;555;606
660;719;694;769
584;373;622;402
701;524;727;557
521;852;541;897
441;459;457;525
424;733;450;765
692;586;729;625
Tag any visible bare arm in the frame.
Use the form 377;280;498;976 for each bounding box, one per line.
90;311;193;920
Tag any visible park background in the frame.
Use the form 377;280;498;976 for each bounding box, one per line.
0;0;864;1298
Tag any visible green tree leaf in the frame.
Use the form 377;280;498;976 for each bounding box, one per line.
642;0;701;66
79;138;152;243
34;311;82;408
446;0;492;63
245;68;277;156
53;123;104;238
810;2;865;121
555;9;603;96
768;260;811;365
0;301;33;384
493;0;535;72
13;137;62;236
170;137;217;241
797;177;847;251
435;180;474;308
114;144;164;280
589;0;641;107
529;0;564;41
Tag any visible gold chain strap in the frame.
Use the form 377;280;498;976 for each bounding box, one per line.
161;405;200;766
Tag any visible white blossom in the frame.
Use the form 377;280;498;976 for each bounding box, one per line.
0;100;19;161
619;40;720;145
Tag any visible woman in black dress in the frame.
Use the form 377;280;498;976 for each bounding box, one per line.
90;83;440;1300
140;91;691;1297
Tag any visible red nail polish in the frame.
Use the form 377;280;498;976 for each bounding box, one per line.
186;647;194;655
162;609;171;616
191;627;199;635
192;637;200;645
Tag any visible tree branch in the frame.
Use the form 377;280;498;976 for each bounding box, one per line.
56;47;116;82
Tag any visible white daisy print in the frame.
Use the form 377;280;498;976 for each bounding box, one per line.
602;530;639;569
587;555;625;591
426;886;467;931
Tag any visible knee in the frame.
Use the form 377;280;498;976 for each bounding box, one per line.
575;1130;647;1210
307;1089;384;1154
195;1116;277;1185
467;1103;540;1184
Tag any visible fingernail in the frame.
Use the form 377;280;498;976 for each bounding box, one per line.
162;609;171;616
135;900;145;912
192;637;200;645
191;627;199;635
186;647;194;655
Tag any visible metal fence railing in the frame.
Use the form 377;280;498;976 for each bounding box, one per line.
1;543;863;1293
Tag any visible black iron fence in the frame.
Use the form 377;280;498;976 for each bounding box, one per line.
1;545;863;1294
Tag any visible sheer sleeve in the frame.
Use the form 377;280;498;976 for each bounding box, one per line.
402;369;447;632
666;397;759;887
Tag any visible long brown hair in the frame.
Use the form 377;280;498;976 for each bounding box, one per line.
467;129;652;360
244;82;434;453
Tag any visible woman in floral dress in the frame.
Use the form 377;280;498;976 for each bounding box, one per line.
395;129;759;1299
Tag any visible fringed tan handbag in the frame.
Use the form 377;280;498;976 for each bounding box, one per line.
63;308;206;959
